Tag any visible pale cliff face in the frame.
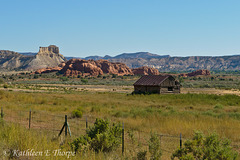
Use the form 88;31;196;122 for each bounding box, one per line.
38;45;60;55
26;45;66;70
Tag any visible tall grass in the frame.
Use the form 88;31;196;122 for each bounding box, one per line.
1;90;240;158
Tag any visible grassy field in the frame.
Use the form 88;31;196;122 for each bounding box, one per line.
0;88;240;159
1;71;240;159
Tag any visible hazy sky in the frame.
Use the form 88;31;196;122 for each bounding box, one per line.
1;0;240;57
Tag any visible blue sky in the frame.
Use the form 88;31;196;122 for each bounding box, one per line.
0;0;240;57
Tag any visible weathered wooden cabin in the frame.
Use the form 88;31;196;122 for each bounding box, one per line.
133;75;180;94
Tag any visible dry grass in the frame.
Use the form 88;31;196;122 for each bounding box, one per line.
1;89;240;159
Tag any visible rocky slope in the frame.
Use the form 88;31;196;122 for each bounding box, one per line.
0;50;34;70
0;45;65;71
108;55;240;71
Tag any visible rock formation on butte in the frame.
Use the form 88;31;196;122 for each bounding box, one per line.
181;69;211;77
0;45;66;71
132;66;159;75
59;59;133;76
27;45;66;70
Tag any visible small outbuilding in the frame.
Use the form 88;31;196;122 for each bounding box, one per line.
133;75;180;94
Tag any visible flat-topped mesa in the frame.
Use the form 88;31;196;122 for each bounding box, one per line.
38;45;60;55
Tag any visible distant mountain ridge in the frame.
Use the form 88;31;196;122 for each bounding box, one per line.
84;52;170;60
1;49;240;72
83;52;240;71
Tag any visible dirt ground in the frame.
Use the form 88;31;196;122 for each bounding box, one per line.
1;84;240;96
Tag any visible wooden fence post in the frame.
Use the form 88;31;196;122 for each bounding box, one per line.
65;115;68;136
59;115;71;137
1;107;3;118
86;117;88;130
29;109;31;129
160;135;162;149
180;133;182;149
122;122;124;155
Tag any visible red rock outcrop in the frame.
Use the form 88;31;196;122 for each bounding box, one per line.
60;59;103;76
34;59;161;77
60;59;133;77
35;66;62;74
132;66;159;75
95;60;133;76
180;69;210;77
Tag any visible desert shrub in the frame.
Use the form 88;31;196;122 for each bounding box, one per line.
33;75;39;79
0;78;4;84
112;74;117;78
59;76;69;81
148;132;162;160
71;109;83;118
113;111;129;118
214;104;224;109
171;131;238;160
70;118;122;153
3;84;8;88
90;106;100;113
137;150;147;160
228;112;240;120
81;79;88;84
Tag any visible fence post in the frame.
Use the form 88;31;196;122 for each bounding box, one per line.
29;109;31;129
122;122;124;155
86;117;88;130
65;115;68;136
160;135;162;149
180;133;182;149
1;107;3;118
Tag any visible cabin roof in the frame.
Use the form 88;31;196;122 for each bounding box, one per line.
133;75;173;86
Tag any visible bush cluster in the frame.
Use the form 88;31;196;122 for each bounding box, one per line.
70;118;122;153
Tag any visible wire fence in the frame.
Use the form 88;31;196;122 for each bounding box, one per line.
1;107;239;158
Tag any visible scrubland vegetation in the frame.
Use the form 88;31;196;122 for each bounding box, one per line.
1;71;240;90
1;71;240;159
0;89;240;159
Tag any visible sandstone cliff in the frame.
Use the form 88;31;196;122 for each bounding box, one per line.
132;66;159;75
